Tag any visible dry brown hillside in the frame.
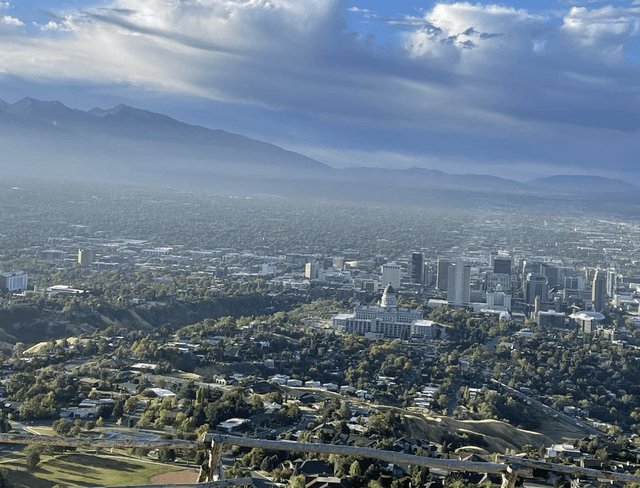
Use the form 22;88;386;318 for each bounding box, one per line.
403;411;551;453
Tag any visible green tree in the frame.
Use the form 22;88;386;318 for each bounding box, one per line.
11;343;24;360
52;419;71;436
289;474;306;488
24;445;41;472
411;466;430;486
336;402;352;421
260;455;279;472
124;397;139;415
158;449;176;463
0;414;11;434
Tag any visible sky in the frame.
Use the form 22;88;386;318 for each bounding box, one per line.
2;0;640;182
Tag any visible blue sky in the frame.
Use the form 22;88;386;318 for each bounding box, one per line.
3;0;640;182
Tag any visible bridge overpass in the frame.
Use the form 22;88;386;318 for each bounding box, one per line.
0;433;638;488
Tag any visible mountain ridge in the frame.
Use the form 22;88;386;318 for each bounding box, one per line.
528;175;639;193
0;97;635;203
0;97;332;176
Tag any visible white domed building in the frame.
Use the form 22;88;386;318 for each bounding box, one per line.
333;284;443;339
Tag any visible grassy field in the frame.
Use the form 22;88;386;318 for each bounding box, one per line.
26;427;55;436
0;452;185;488
404;411;552;454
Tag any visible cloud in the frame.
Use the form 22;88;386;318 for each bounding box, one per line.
405;3;547;62
2;1;640;180
1;14;22;26
561;5;640;62
84;11;244;56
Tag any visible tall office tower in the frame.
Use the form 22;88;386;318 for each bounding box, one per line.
592;269;606;312
78;248;96;266
542;264;559;288
493;256;511;275
411;252;424;285
447;262;471;306
436;258;452;291
564;276;580;290
584;268;593;284
487;273;510;292
305;262;319;279
525;273;548;304
381;263;402;289
423;263;431;287
606;268;617;297
522;260;543;291
558;267;575;287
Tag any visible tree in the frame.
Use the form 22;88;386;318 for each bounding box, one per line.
195;450;207;466
411;466;430;486
52;419;71;436
336;402;352;421
11;343;24;360
0;414;11;434
349;460;362;477
24;445;41;472
260;455;279;472
112;399;124;418
289;474;306;488
0;468;12;488
124;397;139;415
158;448;176;463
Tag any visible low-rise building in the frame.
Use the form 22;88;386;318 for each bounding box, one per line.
0;271;27;292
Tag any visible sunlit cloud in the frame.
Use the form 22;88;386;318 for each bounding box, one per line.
1;15;22;26
2;1;640;180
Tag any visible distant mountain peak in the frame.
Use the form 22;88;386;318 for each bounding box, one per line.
88;103;129;118
14;97;63;108
0;95;332;178
6;98;77;120
405;167;447;176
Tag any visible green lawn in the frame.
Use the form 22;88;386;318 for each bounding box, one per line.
25;426;55;436
0;452;185;487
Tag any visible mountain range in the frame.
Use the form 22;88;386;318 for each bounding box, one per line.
0;97;637;209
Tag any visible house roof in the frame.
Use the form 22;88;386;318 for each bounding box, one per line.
295;460;333;476
305;477;344;488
